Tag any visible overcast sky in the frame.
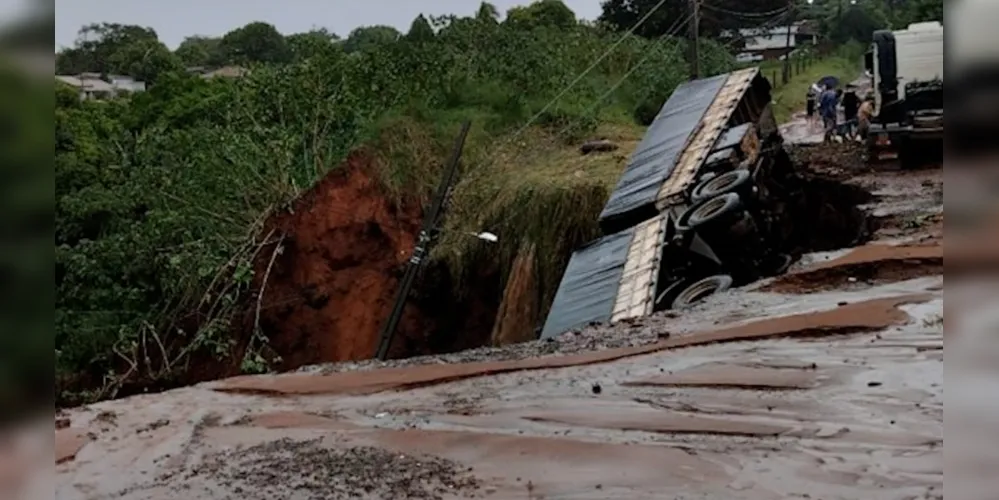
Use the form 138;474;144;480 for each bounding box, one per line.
54;0;605;50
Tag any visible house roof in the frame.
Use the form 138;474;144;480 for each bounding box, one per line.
55;75;114;92
201;65;249;79
55;75;83;87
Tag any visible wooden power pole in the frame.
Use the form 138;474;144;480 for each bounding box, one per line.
689;0;700;80
782;0;796;84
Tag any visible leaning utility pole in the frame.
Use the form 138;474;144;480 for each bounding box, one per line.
782;0;796;84
689;0;700;79
374;121;472;361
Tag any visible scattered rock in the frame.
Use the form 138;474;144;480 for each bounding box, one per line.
591;383;602;395
191;438;482;499
137;419;170;434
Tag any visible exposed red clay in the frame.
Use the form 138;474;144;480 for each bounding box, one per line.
621;363;821;390
761;243;943;293
250;151;424;366
55;428;90;465
247;151;503;369
214;294;930;397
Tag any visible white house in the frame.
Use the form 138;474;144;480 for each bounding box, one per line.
55;75;115;100
108;74;147;93
55;73;146;100
729;22;819;61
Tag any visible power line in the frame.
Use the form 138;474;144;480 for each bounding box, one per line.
701;2;792;19
555;13;696;139
499;0;673;145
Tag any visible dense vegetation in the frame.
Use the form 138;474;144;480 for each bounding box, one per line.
52;0;943;405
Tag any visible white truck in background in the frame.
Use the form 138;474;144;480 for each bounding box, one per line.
864;21;943;167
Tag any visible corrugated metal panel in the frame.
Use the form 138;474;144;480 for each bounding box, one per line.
539;229;634;339
597;73;728;234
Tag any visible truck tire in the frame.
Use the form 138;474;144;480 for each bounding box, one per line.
654;278;690;311
679;192;744;231
670;274;733;309
690;168;753;203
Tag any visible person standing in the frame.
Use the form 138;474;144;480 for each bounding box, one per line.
841;86;860;137
857;93;875;142
819;84;839;142
805;83;819;128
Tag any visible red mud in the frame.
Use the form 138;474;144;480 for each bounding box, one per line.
250;151;499;368
215;294;929;397
761;243;943;294
621;363;821;390
55;428;91;465
364;428;731;495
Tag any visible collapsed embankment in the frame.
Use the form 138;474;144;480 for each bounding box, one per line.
243;143;883;371
247;151;503;368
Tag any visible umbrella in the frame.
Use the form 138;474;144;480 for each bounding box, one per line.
817;75;840;89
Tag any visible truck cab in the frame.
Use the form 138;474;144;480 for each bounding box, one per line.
865;21;943;167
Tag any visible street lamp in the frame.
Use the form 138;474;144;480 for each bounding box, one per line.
469;231;499;243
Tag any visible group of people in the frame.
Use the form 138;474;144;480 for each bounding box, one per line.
805;82;875;142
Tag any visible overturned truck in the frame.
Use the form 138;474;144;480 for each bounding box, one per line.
542;68;801;339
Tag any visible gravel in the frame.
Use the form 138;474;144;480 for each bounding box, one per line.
301;317;668;376
183;437;483;500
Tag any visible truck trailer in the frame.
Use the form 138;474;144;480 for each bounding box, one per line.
541;68;805;339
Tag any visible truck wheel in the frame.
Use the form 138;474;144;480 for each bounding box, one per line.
691;168;753;203
670;274;734;309
679;192;744;231
654;279;690;311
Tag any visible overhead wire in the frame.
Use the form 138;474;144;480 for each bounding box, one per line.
492;0;673;149
556;5;794;140
701;2;792;19
554;12;695;139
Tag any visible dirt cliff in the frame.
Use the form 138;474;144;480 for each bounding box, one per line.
249;151;499;368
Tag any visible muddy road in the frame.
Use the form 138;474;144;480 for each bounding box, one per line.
43;141;947;500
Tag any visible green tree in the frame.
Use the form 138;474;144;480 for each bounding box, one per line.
599;0;786;38
218;21;293;64
909;0;943;23
343;25;401;53
56;23;160;75
820;3;888;44
505;0;577;30
108;38;183;84
476;2;501;23
174;35;223;67
55;47;90;75
406;14;436;42
286;29;342;61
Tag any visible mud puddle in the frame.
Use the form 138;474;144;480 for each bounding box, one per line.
761;243;943;294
